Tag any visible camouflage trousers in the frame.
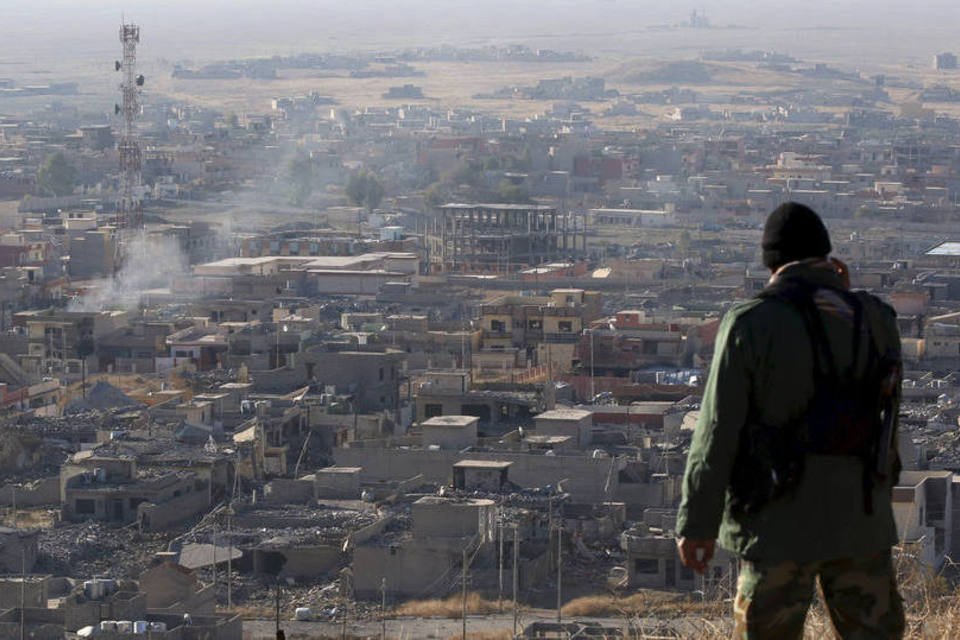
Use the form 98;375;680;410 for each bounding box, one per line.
733;549;905;639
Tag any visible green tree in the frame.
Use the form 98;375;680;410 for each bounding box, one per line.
345;171;385;212
496;179;530;204
424;182;451;210
448;161;482;188
286;151;314;206
36;152;77;197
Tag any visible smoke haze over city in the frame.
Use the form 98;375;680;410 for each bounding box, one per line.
3;0;960;638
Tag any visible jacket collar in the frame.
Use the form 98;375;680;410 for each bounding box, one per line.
768;258;847;291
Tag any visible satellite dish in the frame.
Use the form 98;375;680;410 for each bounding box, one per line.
115;61;121;71
114;104;121;115
136;75;145;86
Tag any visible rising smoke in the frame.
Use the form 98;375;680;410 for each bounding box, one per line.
69;231;188;312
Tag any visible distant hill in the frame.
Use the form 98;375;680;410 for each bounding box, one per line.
611;60;718;84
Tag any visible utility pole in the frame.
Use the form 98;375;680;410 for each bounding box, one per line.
380;578;387;640
461;547;468;640
497;515;504;613
20;548;26;640
556;523;563;623
212;521;217;598
512;526;519;638
227;505;233;611
274;582;281;637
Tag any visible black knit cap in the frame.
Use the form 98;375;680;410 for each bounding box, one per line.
761;202;832;269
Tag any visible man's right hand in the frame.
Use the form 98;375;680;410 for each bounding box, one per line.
676;537;715;574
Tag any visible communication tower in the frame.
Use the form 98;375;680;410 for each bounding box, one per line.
114;22;144;230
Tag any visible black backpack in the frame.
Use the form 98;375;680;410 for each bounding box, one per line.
729;280;900;516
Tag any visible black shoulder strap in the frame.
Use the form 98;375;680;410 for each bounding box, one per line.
757;281;838;383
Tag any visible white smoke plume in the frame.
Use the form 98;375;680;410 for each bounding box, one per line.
69;231;188;312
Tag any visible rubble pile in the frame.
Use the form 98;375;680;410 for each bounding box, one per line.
182;504;382;548
11;411;122;438
0;429;70;482
208;571;380;619
38;522;173;578
64;380;142;414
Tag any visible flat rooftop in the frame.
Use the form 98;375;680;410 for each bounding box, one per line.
535;408;592;421
440;203;556;211
453;460;513;470
524;435;572;445
421;415;479;427
926;241;960;257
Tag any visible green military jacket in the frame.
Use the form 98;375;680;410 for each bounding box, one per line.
676;261;901;563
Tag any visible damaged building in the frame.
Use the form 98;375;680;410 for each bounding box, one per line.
424;203;587;274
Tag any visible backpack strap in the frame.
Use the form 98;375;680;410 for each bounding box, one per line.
755;281;883;514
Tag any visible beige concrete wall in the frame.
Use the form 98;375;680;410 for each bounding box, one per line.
0;477;60;507
421;423;477;450
138;489;211;532
412;499;493;539
315;469;361;499
334;447;622;504
0;578;47;609
278;546;340;579
263;478;314;504
353;543;456;599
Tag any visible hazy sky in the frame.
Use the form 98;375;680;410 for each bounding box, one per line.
4;1;960;67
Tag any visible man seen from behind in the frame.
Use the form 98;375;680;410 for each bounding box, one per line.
676;202;905;639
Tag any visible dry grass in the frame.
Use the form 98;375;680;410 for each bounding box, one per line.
392;592;500;619
229;604;275;620
562;589;695;618
601;549;960;639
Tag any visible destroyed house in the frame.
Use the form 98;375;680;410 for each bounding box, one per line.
15;308;128;377
893;470;955;569
61;451;211;529
415;370;539;432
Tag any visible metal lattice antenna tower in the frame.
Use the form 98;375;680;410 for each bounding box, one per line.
115;21;143;230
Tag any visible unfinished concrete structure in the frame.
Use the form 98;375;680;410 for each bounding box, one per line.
425;203;586;273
